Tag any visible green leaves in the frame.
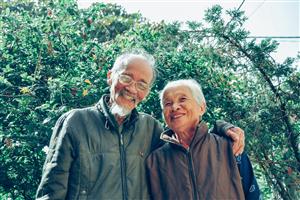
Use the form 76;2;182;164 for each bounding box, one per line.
1;1;299;199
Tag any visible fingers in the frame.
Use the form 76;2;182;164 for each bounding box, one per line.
226;127;245;156
226;129;238;154
235;142;244;155
227;129;238;141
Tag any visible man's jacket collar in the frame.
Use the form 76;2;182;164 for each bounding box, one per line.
97;94;139;130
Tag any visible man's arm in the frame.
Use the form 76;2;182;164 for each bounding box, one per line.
236;153;261;200
36;112;74;200
150;119;165;152
211;120;245;155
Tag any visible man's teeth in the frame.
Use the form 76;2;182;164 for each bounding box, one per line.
124;94;136;102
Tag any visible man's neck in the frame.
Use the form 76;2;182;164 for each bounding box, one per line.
115;114;126;125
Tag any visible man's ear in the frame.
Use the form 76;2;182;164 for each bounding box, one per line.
107;70;112;85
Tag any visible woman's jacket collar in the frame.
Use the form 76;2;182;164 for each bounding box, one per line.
160;120;209;149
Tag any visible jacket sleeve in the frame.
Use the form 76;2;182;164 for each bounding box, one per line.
150;119;165;152
236;153;261;200
210;120;235;137
36;112;75;200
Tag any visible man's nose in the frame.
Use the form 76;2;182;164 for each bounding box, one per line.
126;82;138;94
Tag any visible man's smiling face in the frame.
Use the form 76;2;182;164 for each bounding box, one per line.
108;59;153;115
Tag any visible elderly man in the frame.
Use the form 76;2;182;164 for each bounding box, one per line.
146;79;260;200
36;50;245;200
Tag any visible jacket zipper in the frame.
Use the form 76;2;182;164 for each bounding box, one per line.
119;132;128;200
187;149;198;200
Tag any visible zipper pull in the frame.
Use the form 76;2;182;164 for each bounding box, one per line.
120;133;124;145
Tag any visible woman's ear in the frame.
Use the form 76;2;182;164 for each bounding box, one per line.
199;102;206;116
107;70;112;85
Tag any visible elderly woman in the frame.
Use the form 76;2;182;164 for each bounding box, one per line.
146;79;260;200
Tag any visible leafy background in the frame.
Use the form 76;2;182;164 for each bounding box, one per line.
0;0;299;199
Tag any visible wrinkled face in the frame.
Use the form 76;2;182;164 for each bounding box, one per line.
162;85;205;133
108;59;153;112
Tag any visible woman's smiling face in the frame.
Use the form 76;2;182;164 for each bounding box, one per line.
162;85;205;134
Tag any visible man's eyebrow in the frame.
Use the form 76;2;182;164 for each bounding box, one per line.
122;72;149;84
122;72;133;76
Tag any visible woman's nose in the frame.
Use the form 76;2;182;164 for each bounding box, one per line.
171;103;180;111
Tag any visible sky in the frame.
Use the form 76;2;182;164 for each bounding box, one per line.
77;0;300;65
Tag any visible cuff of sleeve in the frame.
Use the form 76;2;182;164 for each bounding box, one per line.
222;123;235;135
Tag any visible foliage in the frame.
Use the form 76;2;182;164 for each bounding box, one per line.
0;1;299;199
1;0;141;198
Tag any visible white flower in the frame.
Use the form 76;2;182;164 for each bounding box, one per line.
42;146;49;154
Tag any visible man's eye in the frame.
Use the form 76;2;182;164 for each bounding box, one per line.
137;82;148;91
123;77;132;82
119;75;132;83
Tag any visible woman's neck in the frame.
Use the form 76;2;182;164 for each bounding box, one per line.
175;126;197;148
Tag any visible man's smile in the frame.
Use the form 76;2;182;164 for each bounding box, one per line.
121;90;137;104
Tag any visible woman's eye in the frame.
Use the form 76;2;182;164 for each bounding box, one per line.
179;97;187;102
164;102;171;107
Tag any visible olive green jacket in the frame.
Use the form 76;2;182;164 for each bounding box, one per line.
36;95;163;200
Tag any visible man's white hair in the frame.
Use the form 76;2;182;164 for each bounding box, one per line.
159;79;206;108
111;49;156;85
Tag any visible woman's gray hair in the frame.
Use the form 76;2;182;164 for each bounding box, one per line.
111;49;156;85
159;79;206;108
